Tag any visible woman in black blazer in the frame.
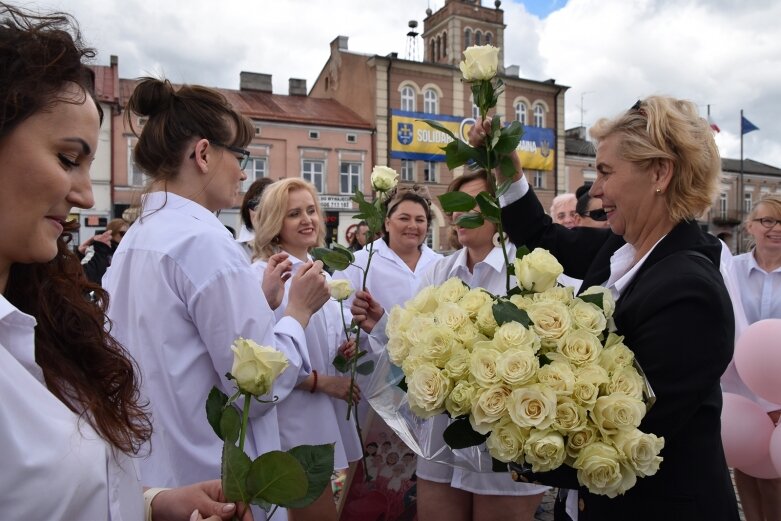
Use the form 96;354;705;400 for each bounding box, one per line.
481;96;739;520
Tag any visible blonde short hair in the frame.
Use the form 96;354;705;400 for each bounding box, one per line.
589;96;720;223
252;178;325;260
747;194;781;223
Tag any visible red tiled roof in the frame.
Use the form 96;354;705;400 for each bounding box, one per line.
118;79;372;130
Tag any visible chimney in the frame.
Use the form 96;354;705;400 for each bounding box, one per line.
331;36;349;53
289;78;307;96
240;72;272;93
505;65;520;77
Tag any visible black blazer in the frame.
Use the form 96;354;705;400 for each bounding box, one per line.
502;189;739;521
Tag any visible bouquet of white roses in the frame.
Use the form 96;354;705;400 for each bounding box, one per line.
368;247;663;498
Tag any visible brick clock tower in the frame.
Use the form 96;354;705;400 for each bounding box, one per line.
421;0;506;70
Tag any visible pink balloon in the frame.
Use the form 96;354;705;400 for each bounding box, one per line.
771;424;781;476
735;319;781;404
739;456;781;480
721;392;774;469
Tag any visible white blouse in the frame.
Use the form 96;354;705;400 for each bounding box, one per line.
253;255;362;469
103;192;309;488
0;295;143;520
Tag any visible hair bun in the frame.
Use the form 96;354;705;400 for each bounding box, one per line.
127;77;175;117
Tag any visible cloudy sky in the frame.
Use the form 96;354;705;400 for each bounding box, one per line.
33;0;780;166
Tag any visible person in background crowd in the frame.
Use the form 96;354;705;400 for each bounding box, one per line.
77;217;128;285
102;77;330;520
549;193;580;228
0;4;249;519
348;220;371;252
251;178;361;521
477;96;739;520
237;177;274;257
722;194;781;521
575;190;610;230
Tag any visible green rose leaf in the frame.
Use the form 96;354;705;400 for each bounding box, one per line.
206;387;229;440
220;405;242;446
491;115;502;136
443;416;489;449
438;191;477;212
454;212;484;229
332;243;356;264
498;154;518;181
397;376;408;392
579;293;604;309
492;300;532;328
282;444;336;508
311;247;352;272
332;353;350;373
515;245;531;260
496;179;513;197
494;121;524;154
356;360;375;375
222;442;251;504
475;192;501;222
421;119;457;141
246;451;308;507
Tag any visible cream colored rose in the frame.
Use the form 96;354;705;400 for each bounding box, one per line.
494;321;541;353
509;293;534;311
592;393;646;437
566;423;599;462
496;348;539;387
605;366;645;401
598;334;635;374
443;348;472;381
523;428;566;473
387;305;413;337
419;325;458;368
507;383;558;430
514;249;564;293
230;338;290;397
553;397;588;434
387;335;411;366
527;301;572;351
570;299;608;337
532;286;574;304
536;360;575;396
406;363;451;418
556;329;603;367
572;364;609;409
475;301;498;337
455;321;484;349
436;276;470;303
445;380;477;418
435;302;470;331
469;385;510;434
328;279;354;301
406;285;438;314
401;354;425;377
370;165;399;192
459;288;493;318
404;314;436;346
580;285;616;319
469;348;502;387
612;428;665;478
574;441;637;498
486;417;529;463
459;44;500;81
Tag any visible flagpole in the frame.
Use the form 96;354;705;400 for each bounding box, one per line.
739;109;745;253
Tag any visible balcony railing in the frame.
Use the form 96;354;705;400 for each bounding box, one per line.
711;209;743;226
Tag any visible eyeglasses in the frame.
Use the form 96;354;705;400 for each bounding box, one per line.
246;196;261;211
629;99;647;117
190;140;251;169
752;217;781;229
580;209;608;221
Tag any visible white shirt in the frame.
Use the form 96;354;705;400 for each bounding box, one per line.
253;255;362;469
421;244;515;294
0;295;143;520
103;192;309;488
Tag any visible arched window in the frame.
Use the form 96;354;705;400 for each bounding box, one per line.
401;86;416;111
464;29;471;48
486;32;492;45
515;102;527;125
533;104;545;127
443;32;448;56
475;30;482;46
436;36;441;61
424;89;439;114
430;40;436;62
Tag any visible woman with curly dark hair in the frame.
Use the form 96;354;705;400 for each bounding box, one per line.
0;4;249;520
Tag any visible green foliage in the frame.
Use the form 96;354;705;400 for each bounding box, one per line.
332;353;350;373
579;293;605;310
206;387;229;440
283;444;336;508
475;192;501;223
421;119;457;141
222;443;251;504
246;451;308;506
439;191;477;213
219;405;242;445
443;416;490;449
357;360;375;375
515;245;531;259
492;300;532;328
311;247;352;272
454;212;485;229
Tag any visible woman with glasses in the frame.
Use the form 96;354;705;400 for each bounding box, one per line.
722;195;781;521
103;77;331;504
478;96;739;519
575;191;610;229
237;177;275;257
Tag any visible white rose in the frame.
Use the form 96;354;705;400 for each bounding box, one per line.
496;348;539;387
387;305;414;336
458;288;493;318
494;321;540;353
514;249;564;293
486;417;529;463
406;363;451;419
443;348;472;381
387;334;411;366
523;428;566;473
469;385;510;434
328;279;354;301
507;383;558;430
475;301;499;337
527;301;572;352
556;329;603;367
445;380;477;418
565;423;600;462
580;285;616;319
572;364;610;409
404;314;436;346
436;276;470;303
405;285;438;314
574;441;637;498
532;286;574;304
470;348;502;387
458;44;500;81
401;354;425;376
509;293;534;311
455;321;484;349
605;365;645;400
612;428;665;478
592;393;646;437
553;396;588;434
536;360;575;396
569;299;608;337
370;165;399;192
435;302;470;331
230;338;289;397
419;325;459;368
598;334;635;374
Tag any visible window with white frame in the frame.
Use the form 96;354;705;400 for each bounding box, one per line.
719;192;728;219
302;159;325;193
340;161;362;194
423;89;438;114
242;157;267;192
127;140;145;186
401;160;415;182
744;192;753;214
515;102;527;125
401;86;416;112
423;161;437;183
533;105;545;127
532;170;545;189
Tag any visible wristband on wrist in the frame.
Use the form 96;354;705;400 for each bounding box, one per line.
310;370;318;393
143;487;170;521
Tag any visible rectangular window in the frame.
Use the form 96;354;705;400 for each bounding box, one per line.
340;161;362;194
533;170;545;189
346;133;357;143
128;141;145;186
401;160;415;182
302;159;325;193
242;157;267;192
719;193;728;219
744;192;753;214
423;161;437;183
308;130;320;140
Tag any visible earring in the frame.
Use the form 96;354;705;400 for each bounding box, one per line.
655;188;662;194
492;232;505;248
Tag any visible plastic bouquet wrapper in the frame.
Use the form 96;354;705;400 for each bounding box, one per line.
367;247;664;498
